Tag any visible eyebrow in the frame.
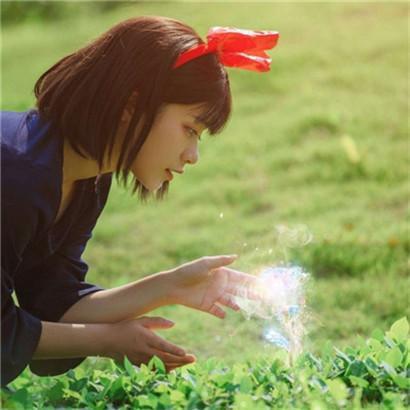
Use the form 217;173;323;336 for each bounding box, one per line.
190;115;206;129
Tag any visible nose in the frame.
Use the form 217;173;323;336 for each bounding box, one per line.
182;144;199;166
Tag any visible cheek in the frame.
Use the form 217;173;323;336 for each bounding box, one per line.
157;123;185;151
138;133;171;168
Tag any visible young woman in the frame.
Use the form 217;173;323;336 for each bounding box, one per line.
1;16;279;386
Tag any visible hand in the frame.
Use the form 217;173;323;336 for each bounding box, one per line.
170;255;257;319
103;316;195;373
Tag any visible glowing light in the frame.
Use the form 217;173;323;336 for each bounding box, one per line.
232;224;312;360
234;264;309;359
263;328;290;350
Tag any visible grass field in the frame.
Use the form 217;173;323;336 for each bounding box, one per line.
2;0;408;375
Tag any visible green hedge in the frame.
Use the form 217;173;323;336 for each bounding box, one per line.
2;318;409;409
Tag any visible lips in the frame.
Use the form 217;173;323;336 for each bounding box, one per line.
166;168;184;181
165;169;174;181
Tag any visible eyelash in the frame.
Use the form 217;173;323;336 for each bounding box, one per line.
186;126;201;141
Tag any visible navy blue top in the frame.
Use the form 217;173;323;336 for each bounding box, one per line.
1;109;112;386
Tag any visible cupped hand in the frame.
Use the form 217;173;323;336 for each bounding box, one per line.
105;316;196;373
170;255;258;319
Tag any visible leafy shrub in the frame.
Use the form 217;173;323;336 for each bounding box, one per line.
2;318;408;409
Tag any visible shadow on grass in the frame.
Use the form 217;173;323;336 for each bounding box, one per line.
291;237;408;278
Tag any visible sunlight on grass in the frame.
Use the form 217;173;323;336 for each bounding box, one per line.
2;1;407;367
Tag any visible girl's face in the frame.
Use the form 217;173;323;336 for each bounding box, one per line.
130;103;206;192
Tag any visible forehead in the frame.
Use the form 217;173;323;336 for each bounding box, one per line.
165;103;207;129
185;104;208;128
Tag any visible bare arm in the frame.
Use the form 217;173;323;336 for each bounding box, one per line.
33;321;109;359
59;270;176;324
33;317;195;371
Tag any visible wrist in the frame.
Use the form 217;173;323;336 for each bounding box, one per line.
99;323;116;358
156;269;181;306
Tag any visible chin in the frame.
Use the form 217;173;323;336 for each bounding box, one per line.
144;179;165;192
138;174;169;195
157;180;170;192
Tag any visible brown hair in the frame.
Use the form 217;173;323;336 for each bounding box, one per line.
34;16;232;201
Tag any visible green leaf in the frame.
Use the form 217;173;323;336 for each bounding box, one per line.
349;375;369;388
137;394;156;408
391;375;410;389
239;375;253;394
153;381;169;394
159;393;172;406
62;388;86;404
148;355;166;374
334;348;352;365
384;346;403;368
367;338;383;352
364;356;378;370
381;362;397;378
109;377;126;401
326;379;348;405
170;390;186;404
233;392;256;409
46;381;65;402
371;328;384;341
6;388;29;407
123;355;137;377
345;360;367;378
389;317;409;342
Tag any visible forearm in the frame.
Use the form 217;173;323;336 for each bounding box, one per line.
59;270;176;324
33;321;109;359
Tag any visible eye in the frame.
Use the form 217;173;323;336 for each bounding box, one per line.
185;126;201;141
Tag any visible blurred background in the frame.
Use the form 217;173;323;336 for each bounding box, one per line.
2;0;408;371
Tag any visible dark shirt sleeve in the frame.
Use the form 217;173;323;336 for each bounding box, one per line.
2;269;42;387
14;176;111;378
1;197;43;387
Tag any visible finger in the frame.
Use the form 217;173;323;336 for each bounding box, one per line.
218;294;241;311
139;316;175;330
226;284;261;301
149;349;196;365
165;354;196;372
203;254;238;270
120;353;151;367
222;267;258;286
209;304;226;319
165;361;193;373
147;333;186;357
218;269;261;300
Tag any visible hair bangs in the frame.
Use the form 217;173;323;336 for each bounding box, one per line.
196;93;231;136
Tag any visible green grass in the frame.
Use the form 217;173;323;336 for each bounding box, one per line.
2;0;408;392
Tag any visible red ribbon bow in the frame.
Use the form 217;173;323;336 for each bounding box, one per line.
173;27;280;72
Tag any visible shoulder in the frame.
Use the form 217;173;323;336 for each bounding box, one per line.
1;110;31;137
1;109;60;168
1;109;61;232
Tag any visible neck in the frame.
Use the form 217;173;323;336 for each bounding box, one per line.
62;139;116;184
